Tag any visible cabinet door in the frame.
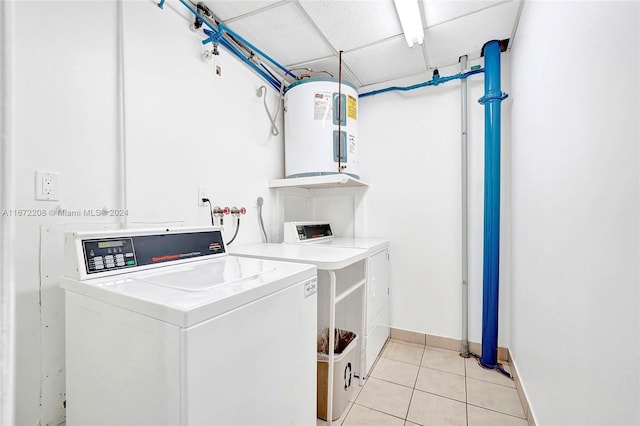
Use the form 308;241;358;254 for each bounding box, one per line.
367;249;390;324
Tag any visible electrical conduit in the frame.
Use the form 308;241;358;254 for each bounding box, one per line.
117;0;128;227
460;55;471;358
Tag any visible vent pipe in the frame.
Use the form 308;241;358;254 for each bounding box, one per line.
478;40;509;373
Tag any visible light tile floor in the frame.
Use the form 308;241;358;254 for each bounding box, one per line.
318;339;528;426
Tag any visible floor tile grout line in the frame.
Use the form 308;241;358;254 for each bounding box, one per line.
465;360;469;426
350;401;411;423
403;345;426;423
337;401;355;426
380;354;424;368
418;363;466;378
466;401;528;420
411;387;467;405
380;358;422;368
367;375;417;391
405;387;416;423
465;374;516;389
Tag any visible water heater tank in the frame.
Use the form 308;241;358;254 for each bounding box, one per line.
284;78;359;179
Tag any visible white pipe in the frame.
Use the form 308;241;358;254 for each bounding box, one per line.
327;270;336;425
460;55;470;356
0;0;16;423
360;259;367;385
117;0;128;228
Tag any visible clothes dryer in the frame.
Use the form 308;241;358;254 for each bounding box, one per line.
283;221;390;375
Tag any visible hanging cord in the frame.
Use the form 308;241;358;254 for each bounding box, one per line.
257;197;268;243
227;218;240;245
257;81;284;136
202;198;214;226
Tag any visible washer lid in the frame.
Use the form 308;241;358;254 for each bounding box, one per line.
136;257;275;291
61;256;316;327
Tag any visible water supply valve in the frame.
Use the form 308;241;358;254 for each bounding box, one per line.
213;206;226;218
230;206;246;217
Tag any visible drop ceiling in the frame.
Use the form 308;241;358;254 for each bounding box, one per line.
192;0;523;89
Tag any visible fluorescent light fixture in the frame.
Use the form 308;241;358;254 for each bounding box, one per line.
393;0;424;47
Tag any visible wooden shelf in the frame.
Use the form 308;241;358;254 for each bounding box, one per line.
268;175;368;189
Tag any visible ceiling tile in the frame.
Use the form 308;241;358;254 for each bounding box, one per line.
343;36;427;86
286;54;361;86
222;2;334;66
299;0;402;51
287;55;338;79
420;0;509;27
424;0;520;67
205;1;283;22
190;0;522;87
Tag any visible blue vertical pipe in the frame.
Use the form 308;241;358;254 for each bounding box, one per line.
478;40;508;369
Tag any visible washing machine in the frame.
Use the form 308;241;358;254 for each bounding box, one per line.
283;221;390;375
61;226;317;426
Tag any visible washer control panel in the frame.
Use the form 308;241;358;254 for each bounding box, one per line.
83;238;136;273
76;229;227;277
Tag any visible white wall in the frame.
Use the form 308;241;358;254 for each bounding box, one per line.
11;3;121;424
358;59;512;347
7;1;285;424
510;1;639;425
122;1;284;235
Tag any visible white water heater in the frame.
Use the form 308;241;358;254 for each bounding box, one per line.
284;78;359;179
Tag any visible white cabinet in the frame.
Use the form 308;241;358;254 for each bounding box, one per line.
365;248;390;375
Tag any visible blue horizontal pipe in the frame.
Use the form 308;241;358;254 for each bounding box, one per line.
479;40;508;370
358;68;484;98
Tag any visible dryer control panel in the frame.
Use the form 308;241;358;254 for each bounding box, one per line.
283;221;334;243
65;227;227;280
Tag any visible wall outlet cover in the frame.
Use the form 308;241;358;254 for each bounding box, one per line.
198;187;209;207
35;171;60;201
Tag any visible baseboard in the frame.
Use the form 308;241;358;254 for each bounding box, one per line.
390;327;535;425
509;355;537;426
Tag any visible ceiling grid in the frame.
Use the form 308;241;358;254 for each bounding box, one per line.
200;0;522;88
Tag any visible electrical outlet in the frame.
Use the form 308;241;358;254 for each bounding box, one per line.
35;171;59;201
198;188;209;207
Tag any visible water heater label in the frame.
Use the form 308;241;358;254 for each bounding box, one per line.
349;134;356;153
348;95;357;120
314;92;332;120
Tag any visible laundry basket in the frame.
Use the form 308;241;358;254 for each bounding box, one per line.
316;328;358;421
